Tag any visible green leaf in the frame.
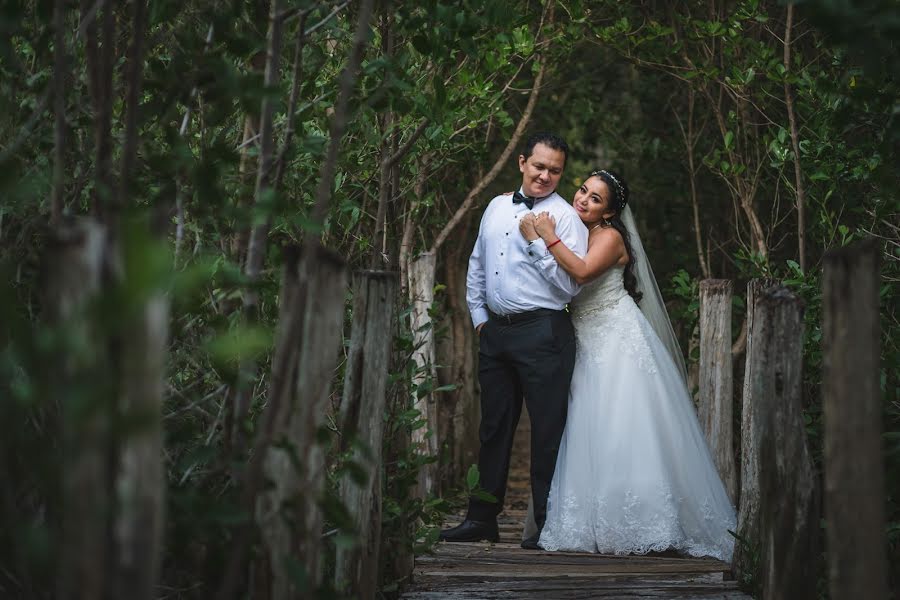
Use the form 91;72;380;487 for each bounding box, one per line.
466;464;479;489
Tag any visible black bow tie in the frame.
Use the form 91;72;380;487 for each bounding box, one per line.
512;191;535;210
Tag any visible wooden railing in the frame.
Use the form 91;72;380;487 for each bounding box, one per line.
288;240;890;600
699;240;888;599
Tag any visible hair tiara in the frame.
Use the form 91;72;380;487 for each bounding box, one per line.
590;169;627;210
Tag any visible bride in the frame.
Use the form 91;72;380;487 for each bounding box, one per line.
518;169;736;562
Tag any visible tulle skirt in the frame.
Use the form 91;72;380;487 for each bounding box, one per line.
538;295;736;562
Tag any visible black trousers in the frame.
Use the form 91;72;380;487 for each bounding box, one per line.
467;309;576;532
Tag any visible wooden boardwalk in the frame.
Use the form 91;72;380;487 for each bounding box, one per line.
401;412;751;599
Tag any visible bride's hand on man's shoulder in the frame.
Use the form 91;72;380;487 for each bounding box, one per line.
533;212;557;238
518;213;539;241
501;191;514;196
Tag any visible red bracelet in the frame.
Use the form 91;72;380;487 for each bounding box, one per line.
547;238;562;249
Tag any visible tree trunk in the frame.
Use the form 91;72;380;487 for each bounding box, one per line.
783;4;807;272
399;154;429;297
335;271;398;599
823;239;887;600
230;0;286;457
116;0;146;210
408;252;439;497
751;286;818;600
243;0;284;299
219;245;337;600
51;0;67;226
95;1;116;222
443;214;479;486
48;218;110;600
734;277;778;579
256;245;347;597
371;7;393;269
310;0;375;225
698;279;737;502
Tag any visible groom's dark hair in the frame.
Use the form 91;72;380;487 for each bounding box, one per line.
522;132;569;164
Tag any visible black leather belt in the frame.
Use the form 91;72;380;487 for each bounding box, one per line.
487;308;562;324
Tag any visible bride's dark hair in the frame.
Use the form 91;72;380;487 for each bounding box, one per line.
590;169;642;303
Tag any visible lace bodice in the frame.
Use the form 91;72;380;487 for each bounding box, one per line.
571;266;629;318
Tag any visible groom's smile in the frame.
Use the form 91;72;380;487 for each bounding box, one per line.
518;142;566;199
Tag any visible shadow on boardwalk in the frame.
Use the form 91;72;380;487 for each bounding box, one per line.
401;410;752;599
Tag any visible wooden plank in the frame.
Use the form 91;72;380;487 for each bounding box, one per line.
415;564;727;576
50;218;110;600
114;291;169;600
698;279;737;502
412;574;728;587
409;253;439;497
336;270;398;598
823;240;888;600
750;286;818;600
254;246;347;598
734;276;778;580
404;578;747;599
422;544;729;569
403;386;751;600
402;590;749;599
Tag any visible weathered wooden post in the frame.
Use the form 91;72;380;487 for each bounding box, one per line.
734;277;778;577
47;218;110;600
335;271;398;599
698;279;737;502
751;286;818;600
823;239;887;600
256;246;347;598
114;278;170;600
408;252;439;497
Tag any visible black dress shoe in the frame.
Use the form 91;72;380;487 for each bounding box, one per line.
520;533;542;550
439;519;499;543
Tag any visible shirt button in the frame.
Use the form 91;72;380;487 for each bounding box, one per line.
495;272;499;275
500;252;504;256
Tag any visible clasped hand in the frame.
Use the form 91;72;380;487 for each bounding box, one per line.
519;211;557;242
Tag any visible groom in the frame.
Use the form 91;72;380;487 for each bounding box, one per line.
440;132;588;549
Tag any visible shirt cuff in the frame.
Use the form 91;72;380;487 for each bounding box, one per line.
470;307;489;329
525;238;548;262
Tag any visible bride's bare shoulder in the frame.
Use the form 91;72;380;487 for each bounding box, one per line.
589;225;625;244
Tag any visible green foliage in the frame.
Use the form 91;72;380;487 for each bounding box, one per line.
1;0;898;596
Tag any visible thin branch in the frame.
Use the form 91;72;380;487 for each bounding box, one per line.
783;3;807;271
272;12;309;190
303;0;351;36
244;0;286;299
671;91;710;278
175;25;213;267
310;0;376;225
371;9;394;268
116;0;147;210
384;117;429;169
51;0;67;226
92;0;115;221
430;57;546;253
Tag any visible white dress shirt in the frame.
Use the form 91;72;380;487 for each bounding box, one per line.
466;190;589;328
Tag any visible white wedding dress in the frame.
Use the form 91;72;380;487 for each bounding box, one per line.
538;264;737;562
